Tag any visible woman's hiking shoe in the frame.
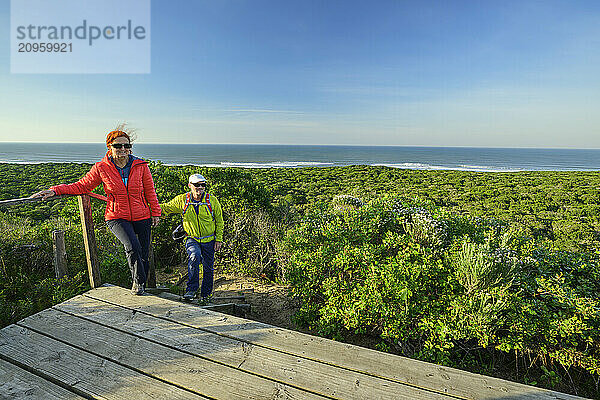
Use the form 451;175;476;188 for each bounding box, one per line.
183;291;196;301
131;282;145;295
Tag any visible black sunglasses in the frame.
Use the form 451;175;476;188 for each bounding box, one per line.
191;182;206;187
111;143;132;149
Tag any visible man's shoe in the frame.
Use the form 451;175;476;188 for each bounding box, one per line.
183;291;196;301
198;295;212;306
131;282;144;295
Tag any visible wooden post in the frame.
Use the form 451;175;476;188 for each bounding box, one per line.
147;236;156;288
78;195;101;288
52;230;68;278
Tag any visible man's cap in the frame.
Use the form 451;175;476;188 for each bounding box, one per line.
189;174;207;184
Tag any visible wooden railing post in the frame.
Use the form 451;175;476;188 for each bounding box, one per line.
147;237;156;288
78;194;101;288
52;230;68;278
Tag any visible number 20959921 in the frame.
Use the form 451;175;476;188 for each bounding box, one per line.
18;42;72;52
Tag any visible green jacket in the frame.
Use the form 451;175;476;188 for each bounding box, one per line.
160;192;224;243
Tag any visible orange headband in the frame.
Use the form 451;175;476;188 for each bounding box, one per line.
106;130;131;148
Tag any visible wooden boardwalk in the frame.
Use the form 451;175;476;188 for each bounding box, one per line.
0;285;584;400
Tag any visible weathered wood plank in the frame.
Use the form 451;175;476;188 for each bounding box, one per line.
0;358;86;400
54;295;453;400
0;324;205;400
19;307;327;400
84;285;585;400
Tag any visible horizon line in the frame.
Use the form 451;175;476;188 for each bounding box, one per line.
1;141;600;151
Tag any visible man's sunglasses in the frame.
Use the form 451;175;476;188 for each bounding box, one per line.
111;143;133;149
191;182;206;187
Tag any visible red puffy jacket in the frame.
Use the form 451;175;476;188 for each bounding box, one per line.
51;154;161;221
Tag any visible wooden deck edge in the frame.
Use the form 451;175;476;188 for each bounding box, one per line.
52;296;457;400
83;285;587;400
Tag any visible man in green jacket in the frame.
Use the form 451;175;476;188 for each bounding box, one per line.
160;174;224;300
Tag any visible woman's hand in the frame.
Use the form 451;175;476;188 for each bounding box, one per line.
30;189;56;200
151;216;160;227
214;241;222;252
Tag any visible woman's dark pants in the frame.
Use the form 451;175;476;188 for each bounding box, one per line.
106;218;151;286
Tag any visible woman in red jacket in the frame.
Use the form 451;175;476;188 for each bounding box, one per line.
31;129;161;295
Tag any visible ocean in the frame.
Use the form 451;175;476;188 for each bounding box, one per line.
1;143;599;172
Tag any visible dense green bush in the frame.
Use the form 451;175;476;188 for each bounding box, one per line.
281;195;600;396
252;167;600;252
0;212;89;327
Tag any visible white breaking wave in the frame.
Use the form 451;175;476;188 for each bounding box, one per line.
373;163;522;172
1;159;88;165
373;162;448;170
162;160;522;171
219;161;334;168
458;164;521;172
164;161;335;168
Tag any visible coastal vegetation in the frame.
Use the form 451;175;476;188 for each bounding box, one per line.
1;162;599;398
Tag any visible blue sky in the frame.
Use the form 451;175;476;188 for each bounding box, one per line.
1;0;599;147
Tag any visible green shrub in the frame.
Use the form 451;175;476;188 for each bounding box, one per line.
281;195;600;397
0;213;89;327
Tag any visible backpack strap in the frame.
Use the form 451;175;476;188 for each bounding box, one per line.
183;192;215;221
182;192;192;216
204;193;214;221
190;233;216;241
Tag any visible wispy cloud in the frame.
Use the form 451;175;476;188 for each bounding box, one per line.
222;108;305;114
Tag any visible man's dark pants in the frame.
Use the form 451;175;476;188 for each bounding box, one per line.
184;238;215;297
